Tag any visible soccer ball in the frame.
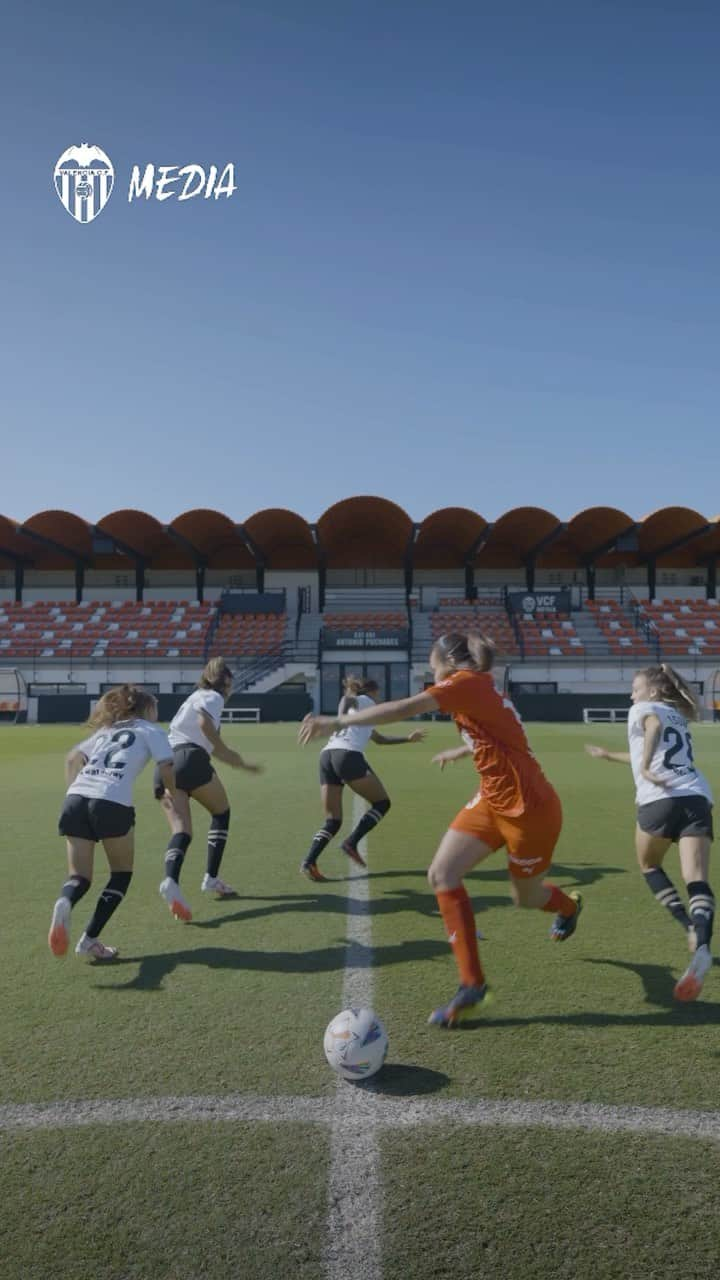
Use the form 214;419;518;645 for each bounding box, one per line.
323;1007;388;1081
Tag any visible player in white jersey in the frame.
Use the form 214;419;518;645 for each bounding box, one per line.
299;676;424;881
48;685;176;962
586;663;714;1001
154;656;263;921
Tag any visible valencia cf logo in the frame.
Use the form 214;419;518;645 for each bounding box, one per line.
54;143;114;223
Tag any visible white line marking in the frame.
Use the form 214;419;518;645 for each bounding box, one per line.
325;794;382;1280
3;1093;720;1143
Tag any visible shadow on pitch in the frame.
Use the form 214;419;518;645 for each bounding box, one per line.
359;1063;450;1097
457;955;720;1029
188;859;624;932
188;886;443;929
95;936;450;993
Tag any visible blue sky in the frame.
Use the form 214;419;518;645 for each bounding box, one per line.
2;0;719;523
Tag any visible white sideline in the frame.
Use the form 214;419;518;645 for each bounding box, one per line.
324;795;382;1280
3;1092;720;1143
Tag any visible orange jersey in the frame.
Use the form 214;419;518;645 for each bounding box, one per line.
428;669;553;818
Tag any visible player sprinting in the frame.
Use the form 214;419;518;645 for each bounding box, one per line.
48;685;176;962
154;657;263;922
299;675;425;882
299;632;581;1025
586;663;714;1002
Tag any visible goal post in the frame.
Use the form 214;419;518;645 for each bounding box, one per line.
221;707;261;724
581;707;628;725
0;668;28;724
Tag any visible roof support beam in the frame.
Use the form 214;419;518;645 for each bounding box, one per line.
165;527;208;603
638;524;711;565
580;523;638;566
524;522;566;592
17;525;91;567
235;524;266;593
93;528;147;602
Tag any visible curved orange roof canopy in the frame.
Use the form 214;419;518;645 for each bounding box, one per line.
318;497;413;569
97;509;190;569
0;515;37;568
244;508;317;570
638;507;710;565
169;509;255;570
414;508;488;569
473;507;563;569
20;510;93;569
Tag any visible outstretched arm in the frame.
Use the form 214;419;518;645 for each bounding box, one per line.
432;744;473;770
371;728;426;745
199;711;264;773
299;691;438;744
585;744;631;765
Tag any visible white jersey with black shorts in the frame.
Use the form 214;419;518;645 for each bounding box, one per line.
319;695;376;787
628;700;714;842
155;688;225;796
59;718;173;842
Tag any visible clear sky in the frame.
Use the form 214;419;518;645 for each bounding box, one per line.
2;0;719;524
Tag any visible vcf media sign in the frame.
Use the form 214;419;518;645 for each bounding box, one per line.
508;590;571;616
54;142;236;224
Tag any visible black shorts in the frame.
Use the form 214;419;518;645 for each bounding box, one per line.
319;749;374;788
637;795;714;842
153;743;215;798
59;795;135;841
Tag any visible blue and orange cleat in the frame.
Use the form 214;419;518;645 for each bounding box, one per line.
549;891;583;941
341;839;367;869
428;983;487;1028
300;860;329;883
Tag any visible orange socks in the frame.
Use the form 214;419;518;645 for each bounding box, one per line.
542;884;576;916
435;886;485;987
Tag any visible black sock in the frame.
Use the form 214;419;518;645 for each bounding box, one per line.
164;832;191;884
207;809;230;878
643;868;691;931
346;798;391;848
84;871;132;939
687;880;715;949
59;874;90;907
303;817;342;866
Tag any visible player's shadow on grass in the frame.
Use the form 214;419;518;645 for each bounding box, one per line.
97;937;451;992
582;956;717;1011
188;887;447;929
370;862;625;890
458;958;720;1029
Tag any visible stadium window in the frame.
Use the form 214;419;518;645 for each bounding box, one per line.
29;682;88;695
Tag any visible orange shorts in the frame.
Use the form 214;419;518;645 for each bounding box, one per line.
450;788;563;879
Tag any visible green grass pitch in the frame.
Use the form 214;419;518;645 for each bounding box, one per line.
2;721;720;1278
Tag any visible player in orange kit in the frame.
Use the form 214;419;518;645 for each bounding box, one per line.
299;631;581;1026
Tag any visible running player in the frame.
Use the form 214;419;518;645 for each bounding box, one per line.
48;685;176;961
586;663;714;1001
299;676;425;882
299;633;581;1025
154;657;263;922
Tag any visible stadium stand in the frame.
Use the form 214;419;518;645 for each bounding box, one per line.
208;611;287;657
323;613;407;631
428;606;519;655
584;599;654;658
0;601;215;660
637;598;720;658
